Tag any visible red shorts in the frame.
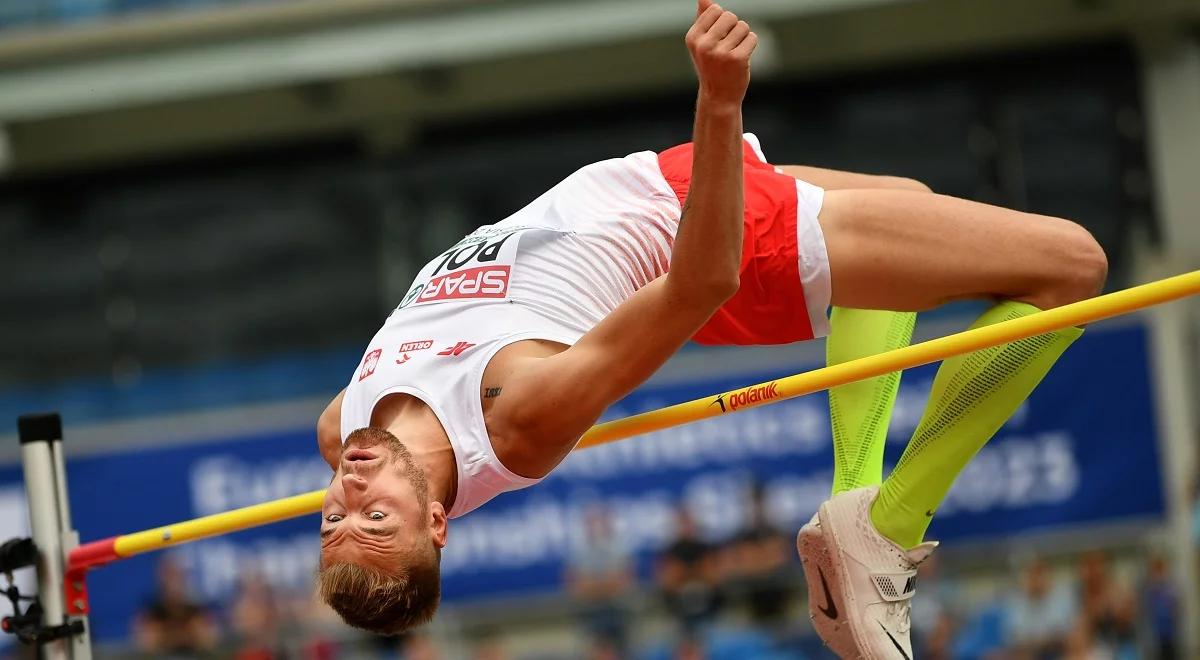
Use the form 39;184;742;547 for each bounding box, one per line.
657;134;831;345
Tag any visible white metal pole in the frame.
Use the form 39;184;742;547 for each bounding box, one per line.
17;414;69;660
50;435;91;660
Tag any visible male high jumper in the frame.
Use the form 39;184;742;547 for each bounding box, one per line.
314;2;1106;656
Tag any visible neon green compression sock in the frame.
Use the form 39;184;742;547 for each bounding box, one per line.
870;300;1082;548
827;307;916;495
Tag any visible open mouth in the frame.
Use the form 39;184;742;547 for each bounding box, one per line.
344;449;378;462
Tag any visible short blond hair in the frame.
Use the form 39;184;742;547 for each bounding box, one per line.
318;544;441;635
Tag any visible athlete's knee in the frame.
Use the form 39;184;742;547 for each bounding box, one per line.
883;176;932;194
1037;220;1108;308
1062;222;1107;298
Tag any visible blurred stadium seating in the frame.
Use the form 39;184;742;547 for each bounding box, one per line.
0;0;277;31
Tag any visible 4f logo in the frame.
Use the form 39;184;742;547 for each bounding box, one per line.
437;342;476;357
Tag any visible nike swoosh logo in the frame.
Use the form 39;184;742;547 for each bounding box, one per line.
879;622;910;660
816;567;838;619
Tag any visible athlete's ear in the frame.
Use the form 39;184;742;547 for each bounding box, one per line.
429;501;448;548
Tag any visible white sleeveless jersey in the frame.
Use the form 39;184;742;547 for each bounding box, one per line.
340;150;681;517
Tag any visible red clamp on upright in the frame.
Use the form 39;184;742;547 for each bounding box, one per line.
64;567;88;616
65;537;120;615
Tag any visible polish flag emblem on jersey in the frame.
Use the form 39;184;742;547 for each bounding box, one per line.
359;349;382;381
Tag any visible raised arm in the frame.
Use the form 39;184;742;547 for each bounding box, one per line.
492;1;758;457
669;0;756;299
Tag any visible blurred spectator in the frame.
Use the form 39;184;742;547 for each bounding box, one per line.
656;508;723;636
675;635;706;660
1192;474;1200;546
1063;621;1102;660
1192;474;1199;627
584;638;622;660
952;599;1007;660
1141;554;1178;660
1077;551;1137;660
401;632;442;660
909;553;957;660
284;587;340;660
564;504;636;654
1003;557;1077;659
229;571;282;659
471;631;509;660
719;483;792;628
132;555;219;658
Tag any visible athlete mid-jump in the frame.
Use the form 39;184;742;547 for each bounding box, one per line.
315;2;1106;656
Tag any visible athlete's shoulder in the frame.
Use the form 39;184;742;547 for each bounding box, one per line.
317;390;345;469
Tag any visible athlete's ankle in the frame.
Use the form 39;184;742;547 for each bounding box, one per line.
868;489;926;550
832;475;879;496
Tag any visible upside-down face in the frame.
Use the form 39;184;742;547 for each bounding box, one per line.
317;428;446;635
319;428;446;570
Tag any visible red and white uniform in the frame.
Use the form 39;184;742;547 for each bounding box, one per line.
341;134;830;517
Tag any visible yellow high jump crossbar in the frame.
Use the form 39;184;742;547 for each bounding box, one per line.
66;270;1200;578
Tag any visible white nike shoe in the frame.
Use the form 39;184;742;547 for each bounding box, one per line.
797;512;857;659
797;486;937;660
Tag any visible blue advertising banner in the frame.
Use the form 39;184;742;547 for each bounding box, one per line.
0;321;1164;642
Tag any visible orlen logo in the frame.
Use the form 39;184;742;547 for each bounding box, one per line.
418;266;509;303
400;340;434;352
396;340;434;365
710;382;780;413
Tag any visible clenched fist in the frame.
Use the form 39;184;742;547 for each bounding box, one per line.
686;0;758;106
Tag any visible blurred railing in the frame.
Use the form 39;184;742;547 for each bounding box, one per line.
0;0;280;32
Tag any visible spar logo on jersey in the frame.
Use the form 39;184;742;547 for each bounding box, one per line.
396;340;434;364
397;230;522;309
359;349;383;381
417;266;510;303
710;382;780;413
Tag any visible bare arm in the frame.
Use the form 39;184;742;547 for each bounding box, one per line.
317;389;344;469
670;3;753;296
492;1;758;463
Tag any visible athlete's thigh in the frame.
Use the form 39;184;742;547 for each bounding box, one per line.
818;188;1101;311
